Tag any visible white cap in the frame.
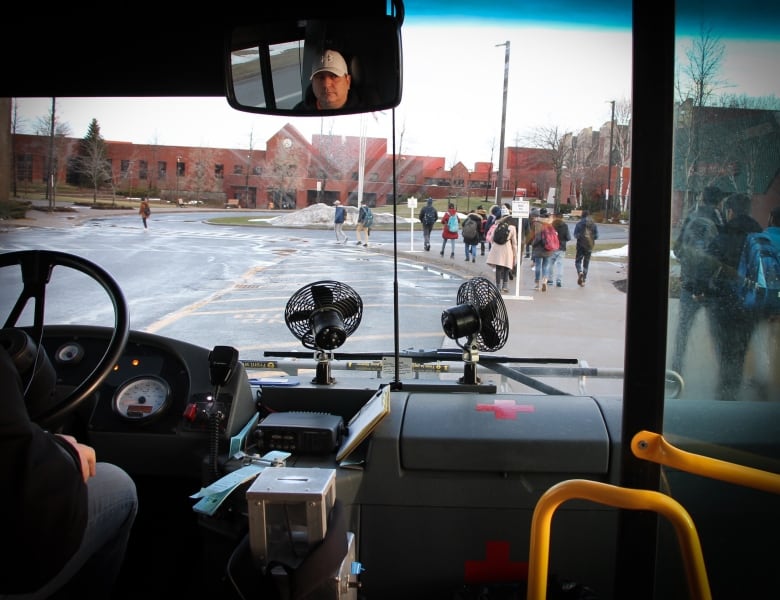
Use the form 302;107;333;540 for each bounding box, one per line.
311;50;348;79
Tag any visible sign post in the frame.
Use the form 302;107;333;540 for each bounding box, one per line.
407;196;418;251
512;198;530;297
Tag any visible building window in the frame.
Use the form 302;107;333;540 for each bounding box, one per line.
233;164;244;175
120;159;130;175
369;172;379;182
158;161;167;180
15;153;32;182
215;164;224;179
139;160;148;180
177;160;185;177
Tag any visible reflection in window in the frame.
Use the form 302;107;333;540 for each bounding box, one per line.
668;9;780;403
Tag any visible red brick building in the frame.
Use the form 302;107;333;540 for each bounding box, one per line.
12;122;626;210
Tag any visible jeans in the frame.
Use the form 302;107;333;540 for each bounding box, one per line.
6;463;138;600
551;249;565;283
422;224;434;249
672;287;709;374
464;243;477;260
575;247;592;279
534;255;552;283
440;238;456;256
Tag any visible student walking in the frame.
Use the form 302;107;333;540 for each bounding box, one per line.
529;208;556;292
355;203;372;247
418;197;438;251
486;214;518;293
550;210;572;287
139;197;151;229
461;210;482;263
701;193;762;400
333;200;348;244
670;186;724;374
573;210;599;286
440;204;459;258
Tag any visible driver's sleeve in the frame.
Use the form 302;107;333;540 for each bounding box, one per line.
0;346;88;594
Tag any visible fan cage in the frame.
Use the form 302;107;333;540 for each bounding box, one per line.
284;280;363;350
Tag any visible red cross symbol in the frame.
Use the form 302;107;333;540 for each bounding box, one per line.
476;399;535;419
464;540;528;583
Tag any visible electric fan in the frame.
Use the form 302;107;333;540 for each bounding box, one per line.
441;276;509;384
284;280;363;384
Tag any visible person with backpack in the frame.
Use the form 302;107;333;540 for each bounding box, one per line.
529;208;559;292
461;209;483;263
355;203;373;247
486;213;518;293
671;185;725;375
702;192;762;401
476;205;488;255
439;203;459;258
484;205;501;252
741;206;780;396
550;210;572;287
418;197;438;251
573;210;599;287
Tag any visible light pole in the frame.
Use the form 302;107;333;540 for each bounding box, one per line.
245;153;251;207
176;155;182;205
605;100;615;222
495;41;510;206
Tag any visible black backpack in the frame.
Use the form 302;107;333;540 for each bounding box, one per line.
462;217;479;242
492;220;510;245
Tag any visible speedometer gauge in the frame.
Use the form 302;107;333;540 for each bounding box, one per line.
113;376;171;421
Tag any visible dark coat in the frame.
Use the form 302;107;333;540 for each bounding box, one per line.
0;346;88;592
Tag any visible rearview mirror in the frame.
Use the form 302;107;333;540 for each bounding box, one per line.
226;16;403;116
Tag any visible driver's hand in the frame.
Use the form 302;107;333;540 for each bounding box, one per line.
56;433;97;482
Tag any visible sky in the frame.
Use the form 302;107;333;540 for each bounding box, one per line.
11;12;780;170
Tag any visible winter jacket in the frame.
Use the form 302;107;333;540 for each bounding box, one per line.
551;217;571;250
573;216;599;251
441;209;460;240
0;346;88;592
701;213;762;298
486;217;518;269
530;219;555;258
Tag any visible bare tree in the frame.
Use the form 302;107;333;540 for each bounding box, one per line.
34;100;72;209
612;97;633;214
527;125;573;213
675;23;728;213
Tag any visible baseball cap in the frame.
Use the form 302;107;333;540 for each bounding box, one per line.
311;50;349;79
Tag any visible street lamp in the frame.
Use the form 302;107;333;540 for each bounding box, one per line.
605;100;615;222
176;155;182;205
495;41;510;205
245;153;251;207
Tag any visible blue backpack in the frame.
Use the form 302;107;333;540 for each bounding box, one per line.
362;206;374;228
447;213;459;233
736;232;780;316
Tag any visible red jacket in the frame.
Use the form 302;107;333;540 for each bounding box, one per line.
441;209;459;239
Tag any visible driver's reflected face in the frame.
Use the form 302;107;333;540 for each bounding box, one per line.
312;72;351;109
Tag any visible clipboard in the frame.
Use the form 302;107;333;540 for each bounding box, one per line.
336;384;391;461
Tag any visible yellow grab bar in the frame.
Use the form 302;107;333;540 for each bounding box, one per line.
526;479;711;600
632;430;780;495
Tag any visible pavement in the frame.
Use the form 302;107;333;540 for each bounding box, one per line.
1;202;629;395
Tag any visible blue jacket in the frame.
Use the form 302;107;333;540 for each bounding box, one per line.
334;206;346;224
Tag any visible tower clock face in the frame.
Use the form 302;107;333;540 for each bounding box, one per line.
282;138;292;148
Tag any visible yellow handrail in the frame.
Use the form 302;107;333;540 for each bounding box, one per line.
526;479;711;600
631;430;780;495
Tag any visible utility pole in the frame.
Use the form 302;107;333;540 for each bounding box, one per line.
495;41;510;206
606;99;615;222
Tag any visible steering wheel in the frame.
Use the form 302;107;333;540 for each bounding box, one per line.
0;250;130;428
